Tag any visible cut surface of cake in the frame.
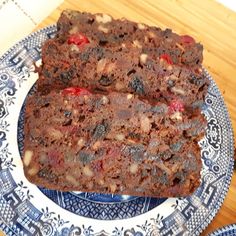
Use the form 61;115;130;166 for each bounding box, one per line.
23;88;205;197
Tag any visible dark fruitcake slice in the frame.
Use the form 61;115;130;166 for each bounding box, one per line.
23;88;205;197
22;10;209;197
37;10;209;108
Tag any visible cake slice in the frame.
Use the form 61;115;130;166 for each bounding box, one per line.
22;88;205;197
37;10;209;108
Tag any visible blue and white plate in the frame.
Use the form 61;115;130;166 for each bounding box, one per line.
209;224;236;236
0;26;234;236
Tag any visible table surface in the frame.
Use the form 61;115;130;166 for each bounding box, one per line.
1;0;235;235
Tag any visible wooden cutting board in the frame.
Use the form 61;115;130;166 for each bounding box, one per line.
1;0;235;235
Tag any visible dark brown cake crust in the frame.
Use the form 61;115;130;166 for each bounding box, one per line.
23;89;204;197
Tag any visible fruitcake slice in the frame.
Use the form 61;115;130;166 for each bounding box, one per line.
23;88;205;197
37;10;209;108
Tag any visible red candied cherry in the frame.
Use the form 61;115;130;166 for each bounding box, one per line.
67;33;89;47
169;99;184;113
160;54;173;65
62;87;91;96
180;35;195;44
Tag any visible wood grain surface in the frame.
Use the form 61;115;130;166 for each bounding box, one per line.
1;0;235;235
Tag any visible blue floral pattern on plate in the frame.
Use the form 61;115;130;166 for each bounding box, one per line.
0;25;234;236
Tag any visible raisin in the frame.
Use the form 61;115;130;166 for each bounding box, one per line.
99;39;108;46
79;53;89;61
78;115;85;122
92;121;109;140
64;110;72;117
127;69;136;76
99;75;113;86
90;47;104;60
78;151;94;165
38;167;58;183
59;70;73;83
87;18;94;24
160;151;172;161
128;132;141;141
128;76;145;95
189;74;204;86
172;177;181;185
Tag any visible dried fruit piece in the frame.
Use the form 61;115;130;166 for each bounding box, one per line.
38;167;58;183
62;87;91;96
92;121;109;140
99;75;113;86
128;76;145;95
181;35;195;44
68;33;89;47
160;54;173;64
78;151;94;165
169;99;184;113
